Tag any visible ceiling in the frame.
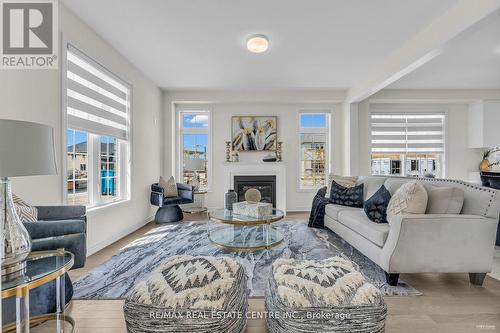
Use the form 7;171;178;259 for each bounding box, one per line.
389;10;500;89
61;0;458;90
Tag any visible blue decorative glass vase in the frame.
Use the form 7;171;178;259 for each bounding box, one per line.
225;189;237;210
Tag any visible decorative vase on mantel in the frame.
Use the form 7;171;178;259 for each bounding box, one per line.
225;189;238;211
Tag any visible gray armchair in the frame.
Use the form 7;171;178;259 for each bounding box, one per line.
151;183;194;223
23;205;87;268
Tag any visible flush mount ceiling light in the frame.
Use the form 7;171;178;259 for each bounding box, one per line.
246;34;269;53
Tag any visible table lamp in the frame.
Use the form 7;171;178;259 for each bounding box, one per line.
184;157;205;190
0;119;57;278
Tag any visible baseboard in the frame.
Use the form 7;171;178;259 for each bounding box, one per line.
86;215;154;256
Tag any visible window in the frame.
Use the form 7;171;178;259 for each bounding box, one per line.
64;44;131;207
370;112;445;178
299;113;330;189
177;108;211;190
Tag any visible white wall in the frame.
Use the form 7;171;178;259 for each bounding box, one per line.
163;91;345;211
0;4;162;255
355;89;500;180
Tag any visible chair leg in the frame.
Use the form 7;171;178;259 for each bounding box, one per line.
469;273;486;286
155;205;184;223
385;272;400;286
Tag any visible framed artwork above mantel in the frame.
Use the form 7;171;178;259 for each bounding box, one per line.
231;116;277;151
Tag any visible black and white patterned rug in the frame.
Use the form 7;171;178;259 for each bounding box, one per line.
73;220;421;299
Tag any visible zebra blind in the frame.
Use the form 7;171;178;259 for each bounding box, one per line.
371;112;445;154
66;44;130;140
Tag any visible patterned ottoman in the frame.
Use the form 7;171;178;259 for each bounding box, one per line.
124;255;248;333
265;257;387;333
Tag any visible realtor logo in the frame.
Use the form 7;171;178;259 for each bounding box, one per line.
1;0;58;69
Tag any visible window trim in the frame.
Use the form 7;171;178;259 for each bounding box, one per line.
297;110;332;191
368;106;448;178
175;104;213;191
61;38;132;209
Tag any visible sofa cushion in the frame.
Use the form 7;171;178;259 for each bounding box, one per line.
363;185;391;223
358;176;387;201
329;181;364;208
424;185;464;214
325;203;360;220
337;210;390;247
23;219;86;239
383;178;409;195
387;181;428;223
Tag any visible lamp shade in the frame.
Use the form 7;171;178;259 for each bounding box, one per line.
184;158;205;172
0;119;57;177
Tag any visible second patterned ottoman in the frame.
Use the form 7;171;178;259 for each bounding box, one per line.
124;255;248;333
265;256;387;333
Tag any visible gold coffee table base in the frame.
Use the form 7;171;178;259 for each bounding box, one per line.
2;313;75;333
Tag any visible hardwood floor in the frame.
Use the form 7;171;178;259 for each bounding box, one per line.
58;212;500;333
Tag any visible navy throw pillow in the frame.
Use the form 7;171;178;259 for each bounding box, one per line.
329;181;364;208
363;185;391;223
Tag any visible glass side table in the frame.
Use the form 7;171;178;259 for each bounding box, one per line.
181;190;208;215
1;249;75;333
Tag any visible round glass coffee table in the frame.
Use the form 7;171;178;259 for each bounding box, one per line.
207;208;284;251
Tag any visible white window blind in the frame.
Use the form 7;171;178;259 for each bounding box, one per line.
66;44;130;140
371;113;445;154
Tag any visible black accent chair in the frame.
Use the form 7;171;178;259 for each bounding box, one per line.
151;183;194;223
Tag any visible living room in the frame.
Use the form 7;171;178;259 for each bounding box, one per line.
1;0;500;332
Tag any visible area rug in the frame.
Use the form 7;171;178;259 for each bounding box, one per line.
73;220;421;299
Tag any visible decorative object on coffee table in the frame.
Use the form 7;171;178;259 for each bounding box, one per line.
244;188;262;203
265;257;387;333
124;255;248;333
0;119;57;279
233;201;272;219
225;189;238;210
225;141;231;162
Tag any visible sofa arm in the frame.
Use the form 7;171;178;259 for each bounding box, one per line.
380;214;499;274
36;206;86;221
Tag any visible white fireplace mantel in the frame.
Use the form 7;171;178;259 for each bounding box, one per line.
223;162;287;213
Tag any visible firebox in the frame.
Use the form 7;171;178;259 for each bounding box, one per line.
233;175;276;208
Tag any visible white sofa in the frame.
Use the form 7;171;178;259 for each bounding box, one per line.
324;176;500;286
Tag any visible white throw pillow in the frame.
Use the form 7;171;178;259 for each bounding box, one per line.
424;186;464;214
160;176;178;198
387;181;428;224
326;175;358;197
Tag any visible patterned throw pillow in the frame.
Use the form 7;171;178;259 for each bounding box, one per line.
363;185;391;223
326;174;358;198
387;181;428;224
159;176;178;198
12;194;38;222
329;180;364;208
